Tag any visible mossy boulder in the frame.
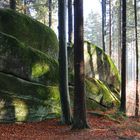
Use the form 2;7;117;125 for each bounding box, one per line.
69;78;120;110
0;10;60;123
0;9;58;58
68;41;121;99
85;78;120;110
0;32;58;85
0;72;60;122
84;41;120;94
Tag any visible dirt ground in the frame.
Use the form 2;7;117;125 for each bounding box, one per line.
0;112;140;140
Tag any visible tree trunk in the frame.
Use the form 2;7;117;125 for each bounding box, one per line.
118;0;122;73
109;0;112;56
48;0;52;28
134;0;139;117
72;0;89;129
68;0;73;45
10;0;16;10
58;0;72;125
102;0;106;52
24;0;27;14
120;0;126;113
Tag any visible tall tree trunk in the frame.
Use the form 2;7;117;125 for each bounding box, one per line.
10;0;16;10
68;0;73;45
24;0;27;14
120;0;126;113
58;0;72;125
109;0;112;56
118;0;122;73
102;0;106;52
134;0;139;117
48;0;52;28
72;0;89;129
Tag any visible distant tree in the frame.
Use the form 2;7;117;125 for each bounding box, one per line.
134;0;139;117
0;0;9;8
10;0;16;10
109;0;112;56
58;0;72;125
120;0;126;113
23;0;27;14
84;12;102;48
72;0;89;129
48;0;52;28
101;0;106;52
68;0;73;45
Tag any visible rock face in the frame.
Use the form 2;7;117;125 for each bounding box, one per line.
0;10;60;122
0;32;59;85
68;41;121;109
0;72;60;122
85;78;120;110
69;41;121;94
84;42;120;95
0;9;58;59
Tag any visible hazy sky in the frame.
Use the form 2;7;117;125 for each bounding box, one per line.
84;0;101;18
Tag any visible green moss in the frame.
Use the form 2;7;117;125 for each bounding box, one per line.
0;32;59;85
86;43;120;91
0;9;58;58
69;78;120;110
68;41;121;102
32;63;50;78
12;98;28;122
84;41;120;97
0;72;60;122
85;78;120;109
0;72;60;101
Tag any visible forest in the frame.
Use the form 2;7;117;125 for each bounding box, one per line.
0;0;140;139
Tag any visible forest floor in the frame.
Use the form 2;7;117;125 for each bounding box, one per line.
0;110;140;140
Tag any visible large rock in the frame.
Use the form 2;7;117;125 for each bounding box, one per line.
69;78;120;110
0;9;58;58
0;32;59;85
85;78;120;109
0;10;60;123
68;41;121;99
0;72;60;122
84;42;120;94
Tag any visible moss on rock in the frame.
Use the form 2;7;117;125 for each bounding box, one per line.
68;41;121;100
69;77;120;110
0;9;61;122
0;9;58;58
0;72;60;122
84;41;121;95
85;78;120;109
0;32;59;85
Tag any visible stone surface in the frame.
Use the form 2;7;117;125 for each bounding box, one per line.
68;41;121;100
0;9;60;122
85;78;120;110
0;32;59;85
0;72;60;122
0;9;59;59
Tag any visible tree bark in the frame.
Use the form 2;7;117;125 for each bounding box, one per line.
109;0;112;57
48;0;52;28
102;0;106;52
120;0;126;113
10;0;16;10
58;0;72;125
72;0;89;129
24;0;27;14
118;0;122;73
68;0;73;45
134;0;139;117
